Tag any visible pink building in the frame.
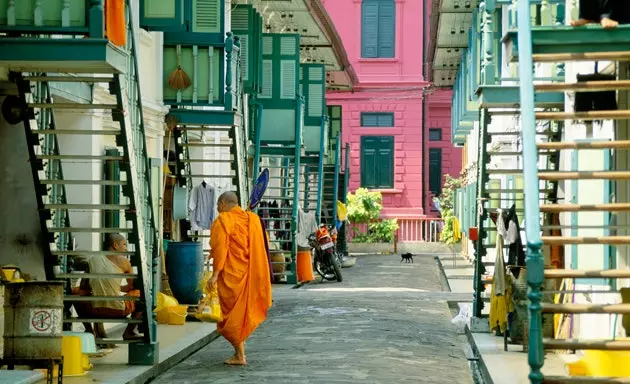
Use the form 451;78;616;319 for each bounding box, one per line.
323;0;462;218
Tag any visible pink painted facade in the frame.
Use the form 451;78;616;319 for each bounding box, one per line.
324;0;461;218
425;89;463;214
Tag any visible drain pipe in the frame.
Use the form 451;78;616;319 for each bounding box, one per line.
422;0;429;214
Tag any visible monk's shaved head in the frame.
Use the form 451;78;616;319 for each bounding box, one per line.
218;191;239;213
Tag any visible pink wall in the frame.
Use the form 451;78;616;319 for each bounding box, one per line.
322;0;425;87
425;89;463;215
324;0;461;218
328;90;424;218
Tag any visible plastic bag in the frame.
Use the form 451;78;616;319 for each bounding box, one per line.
451;305;471;332
195;284;223;323
199;270;213;294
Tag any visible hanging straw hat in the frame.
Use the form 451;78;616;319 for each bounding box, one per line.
167;45;191;91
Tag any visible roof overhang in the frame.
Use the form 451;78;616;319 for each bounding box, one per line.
241;0;358;90
427;0;477;88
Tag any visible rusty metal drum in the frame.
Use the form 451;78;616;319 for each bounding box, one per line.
3;281;64;359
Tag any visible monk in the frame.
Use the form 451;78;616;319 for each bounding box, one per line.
208;191;272;366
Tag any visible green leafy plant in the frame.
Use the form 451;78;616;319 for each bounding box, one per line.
346;188;398;243
347;188;382;223
435;173;466;244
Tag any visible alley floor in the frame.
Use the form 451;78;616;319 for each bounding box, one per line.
150;255;475;384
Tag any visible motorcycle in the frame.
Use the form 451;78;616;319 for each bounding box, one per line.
308;224;343;282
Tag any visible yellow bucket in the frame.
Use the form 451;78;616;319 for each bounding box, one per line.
567;345;630;377
155;292;178;312
167;305;188;325
61;335;88;377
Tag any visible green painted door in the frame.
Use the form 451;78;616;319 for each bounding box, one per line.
429;148;442;196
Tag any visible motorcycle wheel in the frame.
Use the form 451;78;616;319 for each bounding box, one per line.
315;259;335;281
327;252;343;283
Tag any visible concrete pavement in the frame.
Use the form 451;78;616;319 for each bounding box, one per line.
151;254;475;384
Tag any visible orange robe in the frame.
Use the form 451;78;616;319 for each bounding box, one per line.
211;206;272;346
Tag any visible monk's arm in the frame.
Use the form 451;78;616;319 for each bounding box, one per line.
210;218;229;279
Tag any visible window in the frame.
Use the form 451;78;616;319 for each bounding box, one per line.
361;136;394;189
429;148;443;196
429;128;442;141
327;105;342;156
361;112;394;127
361;0;396;58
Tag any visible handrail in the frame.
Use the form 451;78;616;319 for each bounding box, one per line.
126;0;159;344
0;0;103;37
516;0;545;382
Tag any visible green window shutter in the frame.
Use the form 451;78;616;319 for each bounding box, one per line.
260;60;273;98
140;0;183;32
307;83;324;116
280;60;296;99
239;35;250;81
231;6;249;29
361;2;379;58
103;149;121;228
377;1;395;58
193;0;220;33
361;112;394;127
429;148;442;196
262;35;273;55
361;0;396;58
360;136;394;189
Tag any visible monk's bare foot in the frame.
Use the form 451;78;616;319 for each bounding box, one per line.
224;356;247;365
570;18;595;27
601;17;619;28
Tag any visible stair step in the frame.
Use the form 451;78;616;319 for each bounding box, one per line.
64;295;139;302
25;76;114;83
95;338;143;344
64;318;141;324
542;236;630;245
543;376;630;383
536;80;630;93
52;250;134;256
540;203;630;213
538;140;630;150
29;103;118;110
33;129;120;135
49;227;132;233
184;174;235;178
184;159;234;163
36;154;124;161
183;143;232;148
179;127;232;132
40;180;126;186
545;269;630;279
544;339;630;351
539;171;630;180
543;303;630;314
536;110;630;121
533;51;630;63
46;204;129;210
487;131;553;136
56;273;138;279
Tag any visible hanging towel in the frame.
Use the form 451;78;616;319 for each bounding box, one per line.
296;208;318;248
453;217;461;243
189;183;215;230
489;231;509;333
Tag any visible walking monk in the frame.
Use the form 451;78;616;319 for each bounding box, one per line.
208;191;273;365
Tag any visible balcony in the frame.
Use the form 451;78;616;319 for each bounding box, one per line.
0;0;127;73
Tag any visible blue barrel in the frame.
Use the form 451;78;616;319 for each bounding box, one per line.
165;242;204;304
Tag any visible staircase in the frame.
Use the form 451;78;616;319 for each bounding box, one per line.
258;153;299;284
5;1;159;363
172;116;249;240
510;1;630;381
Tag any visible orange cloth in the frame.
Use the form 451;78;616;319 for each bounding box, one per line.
211;206;272;346
105;0;126;47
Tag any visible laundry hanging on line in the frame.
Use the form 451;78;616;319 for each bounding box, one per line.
189;181;215;231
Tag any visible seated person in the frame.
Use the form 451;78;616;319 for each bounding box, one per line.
72;233;144;342
571;0;629;28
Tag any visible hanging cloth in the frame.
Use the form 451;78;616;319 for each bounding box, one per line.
105;0;127;47
489;231;509;333
453;217;461;243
